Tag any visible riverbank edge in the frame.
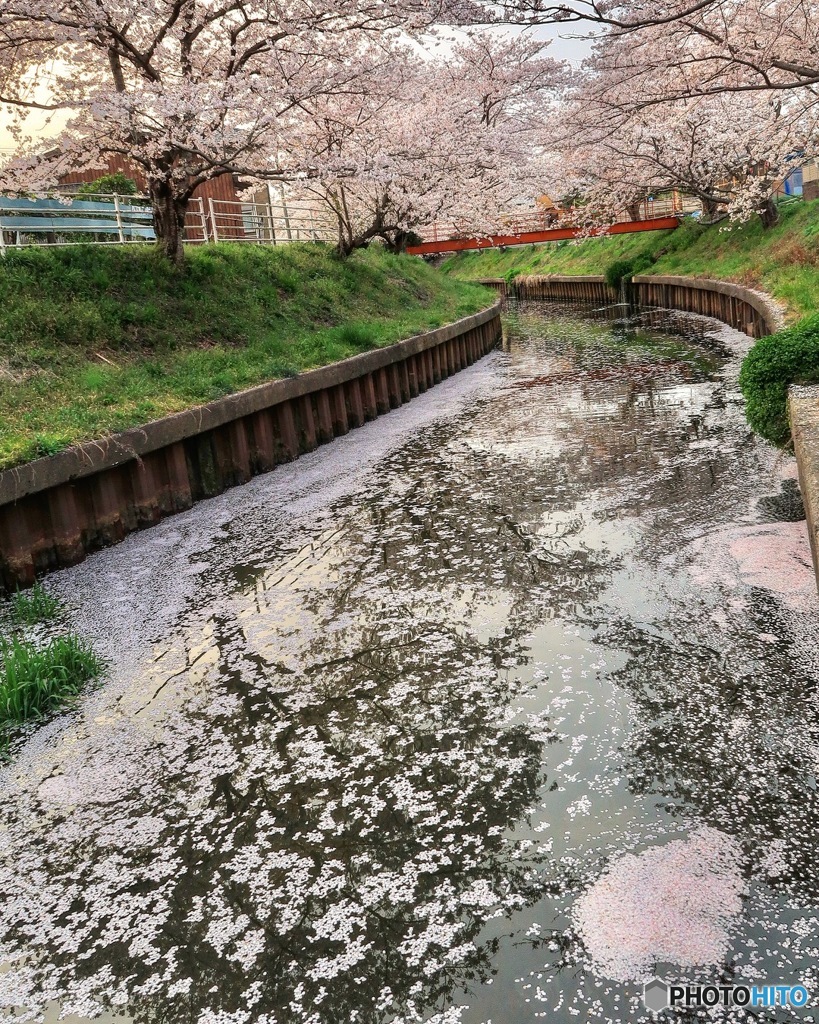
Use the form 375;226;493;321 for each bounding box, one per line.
789;386;819;587
488;272;819;595
482;273;783;338
0;300;502;590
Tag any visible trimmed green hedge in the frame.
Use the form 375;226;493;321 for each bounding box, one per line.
739;314;819;445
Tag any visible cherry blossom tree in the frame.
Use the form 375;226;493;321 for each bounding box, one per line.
547;87;816;228
0;0;490;262
525;0;819;228
502;0;819;97
280;32;560;255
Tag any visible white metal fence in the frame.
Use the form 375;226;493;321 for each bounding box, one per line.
0;192;338;249
204;196;336;244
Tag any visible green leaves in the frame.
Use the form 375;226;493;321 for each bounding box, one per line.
604;253;656;290
0;633;105;750
1;584;104;754
739;314;819;445
10;583;61;625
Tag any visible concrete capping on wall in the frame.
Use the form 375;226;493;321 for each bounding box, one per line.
522;274;607;283
633;274;782;339
0;301;501;589
477;278;508;296
789;386;819;587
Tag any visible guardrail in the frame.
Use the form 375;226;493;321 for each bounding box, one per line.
0;191;705;252
0;192;337;249
408;216;682;256
0;193;160;248
419;196;702;245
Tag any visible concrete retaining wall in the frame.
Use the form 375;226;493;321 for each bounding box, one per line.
789;386;819;587
508;273;781;339
632;275;781;338
478;278;508;297
515;275;616;304
0;302;501;590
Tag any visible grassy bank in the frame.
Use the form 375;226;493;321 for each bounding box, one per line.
441;200;819;320
0;243;493;470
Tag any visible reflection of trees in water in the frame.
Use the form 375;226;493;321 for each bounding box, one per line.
0;302;772;1024
355;434;615;614
498;310;731;517
0;578;560;1024
601;594;819;898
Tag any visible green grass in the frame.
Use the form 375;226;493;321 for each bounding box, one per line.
441;200;819;321
440;228;677;283
0;242;493;470
0;633;105;747
10;583;62;625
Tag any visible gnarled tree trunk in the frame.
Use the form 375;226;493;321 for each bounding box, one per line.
381;229;413;253
150;180;189;264
701;196;722;221
758;196;780;229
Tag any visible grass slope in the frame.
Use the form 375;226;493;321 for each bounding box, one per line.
440;227;677;282
0;243;493;470
441;200;819;320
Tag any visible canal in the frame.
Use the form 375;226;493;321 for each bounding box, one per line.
1;300;818;1023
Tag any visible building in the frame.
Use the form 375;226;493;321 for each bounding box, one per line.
802;160;819;201
57;153;242;206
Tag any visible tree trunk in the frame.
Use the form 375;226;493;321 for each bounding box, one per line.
382;229;412;254
626;200;642;221
758;196;780;229
702;197;720;221
337;225;378;257
150;181;188;264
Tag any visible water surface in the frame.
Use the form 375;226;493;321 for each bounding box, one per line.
1;301;818;1024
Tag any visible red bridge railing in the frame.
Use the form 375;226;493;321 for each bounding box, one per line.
409;197;694;256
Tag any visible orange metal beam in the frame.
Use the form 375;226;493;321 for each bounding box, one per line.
406;216;680;256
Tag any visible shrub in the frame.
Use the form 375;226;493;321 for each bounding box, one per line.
739;315;819;445
604;253;656;291
76;172;139;198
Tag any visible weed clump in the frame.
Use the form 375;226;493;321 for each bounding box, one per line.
0;633;105;748
604;253;656;291
11;582;62;625
1;584;104;754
